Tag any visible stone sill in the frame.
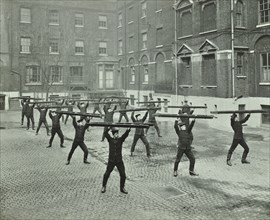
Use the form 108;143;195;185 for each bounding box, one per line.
236;75;247;79
142;82;148;85
25;83;42;86
49;23;59;26
75;25;84;28
199;29;217;35
178;35;193;40
256;23;270;28
259;82;270;86
129;82;135;85
201;85;217;88
20;52;31;54
156;45;163;48
179;85;192;88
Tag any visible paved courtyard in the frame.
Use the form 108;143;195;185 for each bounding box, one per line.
0;110;269;220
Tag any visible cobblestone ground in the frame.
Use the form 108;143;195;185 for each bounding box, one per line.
0;110;269;220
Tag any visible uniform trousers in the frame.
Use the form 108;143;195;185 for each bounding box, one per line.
36;119;49;134
227;138;249;161
118;113;129;122
146;121;160;135
67;140;89;162
131;134;150;155
26;116;35;129
174;148;195;172
102;161;126;189
49;127;64;146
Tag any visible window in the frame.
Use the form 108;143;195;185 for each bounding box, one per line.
236;52;244;75
201;3;216;32
118;40;123;55
99;42;107;55
50;66;62;83
141;1;147;18
236;0;244;27
156;10;162;27
180;10;192;36
118;13;122;27
75;41;84;54
156;27;163;46
259;0;270;24
143;65;148;83
98;65;103;89
20;8;31;23
128;6;134;22
202;54;216;85
49;10;59;25
20;37;31;53
142;33;147;49
98;15;107;28
130;66;135;83
49;39;59;54
179;56;192;85
105;65;114;88
26;66;40;83
75;13;84;27
70;66;83;82
129;36;134;52
261;53;270;82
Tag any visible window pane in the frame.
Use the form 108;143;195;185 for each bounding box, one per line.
262;53;267;66
49;10;59;24
75;13;84;26
20;8;31;23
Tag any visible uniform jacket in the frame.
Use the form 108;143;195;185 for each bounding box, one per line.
231;114;250;140
103;105;117;122
77;102;89;114
65;100;75;112
26;103;35;117
37;106;48;120
21;100;29;112
174;120;195;149
131;112;148;135
148;103;160;122
104;129;130;163
119;100;129;110
73;117;90;142
49;111;63;129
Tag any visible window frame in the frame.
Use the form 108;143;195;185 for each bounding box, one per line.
118;12;123;28
20;7;31;23
98;15;108;29
49;39;59;54
25;65;41;84
20;37;31;54
50;65;63;83
75;40;84;55
118;40;123;55
99;41;107;56
258;0;270;25
49;10;59;25
142;32;147;50
260;52;270;82
75;13;84;27
141;1;147;18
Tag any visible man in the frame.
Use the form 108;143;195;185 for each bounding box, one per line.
173;118;198;177
55;98;65;122
130;111;151;157
47;110;65;148
118;100;129;123
35;105;50;136
227;113;251;166
66;116;91;165
20;97;29;125
145;102;162;137
77;101;89;119
101;105;117;141
92;98;103;117
101;127;131;194
25;101;35;130
64;100;75;124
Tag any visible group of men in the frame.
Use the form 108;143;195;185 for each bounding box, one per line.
19;94;252;195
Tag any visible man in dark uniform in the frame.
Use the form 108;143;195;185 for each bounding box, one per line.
173;118;198;177
55;98;65;122
101;105;117;141
145;102;162;137
101;127;131;194
21;97;30;125
130;111;151;157
64;100;75;125
66;116;91;165
47;110;65;148
26;101;35;130
77;101;89;119
118;100;129;122
227;113;251;166
35;105;50;136
92;98;103;117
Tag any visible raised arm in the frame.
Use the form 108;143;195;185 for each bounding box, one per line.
84;117;91;129
187;120;195;133
72;116;77;128
131;111;136;122
240;114;250;124
113;105;117;112
49;110;53;119
104;127;111;141
230;113;236;127
174;120;180;136
77;102;80;109
103;105;108;113
142;111;148;122
121;128;131;142
86;102;89;109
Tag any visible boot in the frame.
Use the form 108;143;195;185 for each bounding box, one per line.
46;145;51;148
84;160;90;164
241;159;250;164
65;160;70;165
120;188;128;194
130;152;134;157
147;153;151;158
60;145;66;148
173;171;178;177
101;186;106;193
189;171;199;176
227;160;232;166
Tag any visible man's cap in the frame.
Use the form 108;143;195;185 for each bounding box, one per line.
111;128;119;134
135;114;141;118
77;119;84;123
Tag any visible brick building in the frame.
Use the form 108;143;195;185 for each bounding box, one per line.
0;0;119;100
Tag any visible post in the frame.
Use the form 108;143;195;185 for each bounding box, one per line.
174;0;178;104
231;0;235;97
11;70;22;96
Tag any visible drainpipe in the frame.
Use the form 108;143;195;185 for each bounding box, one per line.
11;70;22;96
174;0;178;104
231;0;235;98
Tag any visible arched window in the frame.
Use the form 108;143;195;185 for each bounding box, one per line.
236;0;244;27
180;10;192;36
141;55;148;84
129;58;135;83
201;2;216;32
